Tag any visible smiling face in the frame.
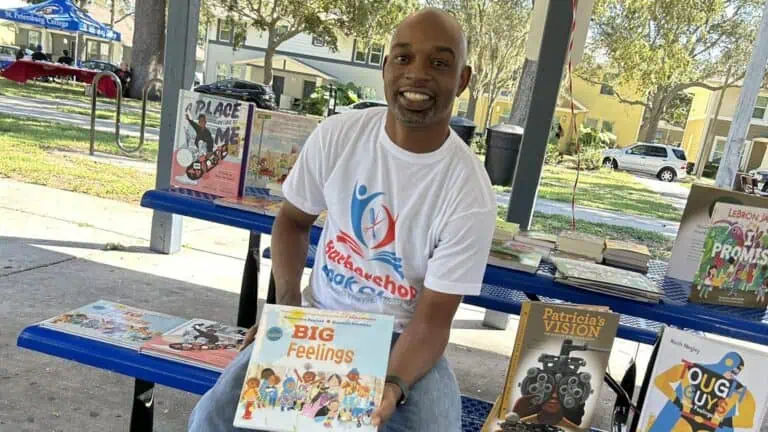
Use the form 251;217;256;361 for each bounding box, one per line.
383;9;470;128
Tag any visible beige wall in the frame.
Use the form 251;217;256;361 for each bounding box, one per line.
681;118;707;162
0;23;13;46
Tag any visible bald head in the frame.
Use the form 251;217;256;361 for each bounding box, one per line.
392;7;468;67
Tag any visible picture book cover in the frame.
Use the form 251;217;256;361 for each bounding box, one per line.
690;202;768;309
635;326;768;432
488;239;542;273
171;89;252;197
244;110;319;196
140;319;247;371
39;300;187;349
552;257;661;298
233;305;394;431
498;302;619;431
667;183;768;282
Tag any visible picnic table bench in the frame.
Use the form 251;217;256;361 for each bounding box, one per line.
17;186;768;431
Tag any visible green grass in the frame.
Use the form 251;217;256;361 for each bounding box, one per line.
679;177;715;189
0;77;160;112
55;105;162;129
0;113;157;203
523;211;673;260
533;165;682;221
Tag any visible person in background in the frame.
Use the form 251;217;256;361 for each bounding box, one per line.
31;45;47;61
15;48;24;61
116;62;132;97
57;50;73;66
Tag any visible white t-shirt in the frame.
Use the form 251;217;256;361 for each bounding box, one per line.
282;107;497;331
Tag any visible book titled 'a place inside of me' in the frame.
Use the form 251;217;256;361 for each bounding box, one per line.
233;305;394;431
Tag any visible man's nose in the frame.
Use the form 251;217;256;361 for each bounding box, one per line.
403;57;433;82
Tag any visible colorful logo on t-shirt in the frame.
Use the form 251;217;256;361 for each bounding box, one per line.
337;182;403;279
320;182;418;301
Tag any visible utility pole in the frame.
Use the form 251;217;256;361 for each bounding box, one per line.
715;0;768;188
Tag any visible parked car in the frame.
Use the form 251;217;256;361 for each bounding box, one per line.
0;45;21;69
334;99;388;114
602;143;689;182
81;60;120;74
194;79;277;111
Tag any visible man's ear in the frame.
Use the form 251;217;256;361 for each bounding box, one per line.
457;65;472;96
382;55;389;80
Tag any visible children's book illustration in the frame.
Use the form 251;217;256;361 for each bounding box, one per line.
233;305;394;431
690;202;768;308
140;319;247;371
636;327;768;432
171;89;252;197
40;300;187;349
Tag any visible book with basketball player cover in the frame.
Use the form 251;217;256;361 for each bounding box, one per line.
494;302;619;432
244;109;319;197
171;89;253;197
690;202;768;309
233;305;394;431
39;300;187;350
634;326;768;432
139;319;247;371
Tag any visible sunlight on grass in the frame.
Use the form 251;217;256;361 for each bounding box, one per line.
0;78;160;111
679;177;715;189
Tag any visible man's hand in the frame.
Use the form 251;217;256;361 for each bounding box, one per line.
371;383;402;428
239;325;258;351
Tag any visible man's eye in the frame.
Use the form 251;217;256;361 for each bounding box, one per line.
394;55;409;64
432;59;449;68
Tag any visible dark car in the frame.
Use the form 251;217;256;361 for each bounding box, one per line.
194;79;277;111
81;60;120;74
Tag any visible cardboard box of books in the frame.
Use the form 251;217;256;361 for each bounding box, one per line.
667;183;768;282
233;305;394;431
689;202;768;309
635;326;768;431
171;90;252;197
495;302;619;431
244;110;319;197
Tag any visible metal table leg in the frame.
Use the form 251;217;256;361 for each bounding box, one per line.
129;379;154;432
237;233;261;328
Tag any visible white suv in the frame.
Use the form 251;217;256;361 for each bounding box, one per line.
602;143;688;182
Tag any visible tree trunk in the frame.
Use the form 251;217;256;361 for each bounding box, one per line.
465;90;480;123
262;34;277;86
129;0;166;99
507;58;537;127
639;92;665;142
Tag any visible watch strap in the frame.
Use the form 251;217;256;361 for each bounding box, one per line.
385;375;409;405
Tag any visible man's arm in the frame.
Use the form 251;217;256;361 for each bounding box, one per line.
270;201;318;306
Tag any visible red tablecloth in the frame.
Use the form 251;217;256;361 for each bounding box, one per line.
0;60;118;99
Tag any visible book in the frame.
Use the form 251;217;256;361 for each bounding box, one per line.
552;257;663;303
39;300;187;349
557;231;605;263
171;89;253;197
495;302;619;431
604;240;651;273
488;239;543;274
667;184;768;282
233;305;395;431
689;202;768;309
514;231;558;250
244;109;319;197
140;319;247;371
635;326;768;432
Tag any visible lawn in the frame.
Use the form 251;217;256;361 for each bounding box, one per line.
0;78;160;112
55;105;162;129
496;165;683;222
679;177;715;189
0;113;157;203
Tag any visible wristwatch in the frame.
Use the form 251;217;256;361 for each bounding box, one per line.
385;375;409;406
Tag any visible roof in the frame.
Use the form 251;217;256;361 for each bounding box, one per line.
658;120;684;132
555;91;588;113
234;54;338;81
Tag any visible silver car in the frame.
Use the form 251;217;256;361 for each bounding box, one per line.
602;143;689;182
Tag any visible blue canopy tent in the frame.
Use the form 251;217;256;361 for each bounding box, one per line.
0;0;121;64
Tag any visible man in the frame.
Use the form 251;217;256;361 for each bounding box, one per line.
57;50;73;66
116;62;132;97
188;8;496;431
186;113;214;154
31;45;47;61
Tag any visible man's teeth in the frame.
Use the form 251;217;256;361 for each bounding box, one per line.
402;91;431;102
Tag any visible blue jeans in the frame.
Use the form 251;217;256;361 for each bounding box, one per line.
188;333;462;432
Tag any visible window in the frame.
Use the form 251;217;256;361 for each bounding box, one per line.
217;19;232;42
28;30;41;49
753;96;768;120
646;146;669;158
354;42;368;63
712;137;727;161
457;99;468;117
368;43;384;65
216;63;229;81
601;121;615;134
311;37;325;47
630;145;650;156
584;118;599;130
231;64;244;79
672;149;687;160
86;40;109;61
600;84;615;96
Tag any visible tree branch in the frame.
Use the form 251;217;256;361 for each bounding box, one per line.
671;72;746;93
576;73;651;108
114;12;133;25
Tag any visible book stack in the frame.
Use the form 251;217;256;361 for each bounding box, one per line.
603;240;651;273
552;257;663;303
556;231;605;263
488;239;543;274
513;231;557;258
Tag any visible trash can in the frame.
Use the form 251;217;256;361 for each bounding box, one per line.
449;116;476;146
484;124;524;186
